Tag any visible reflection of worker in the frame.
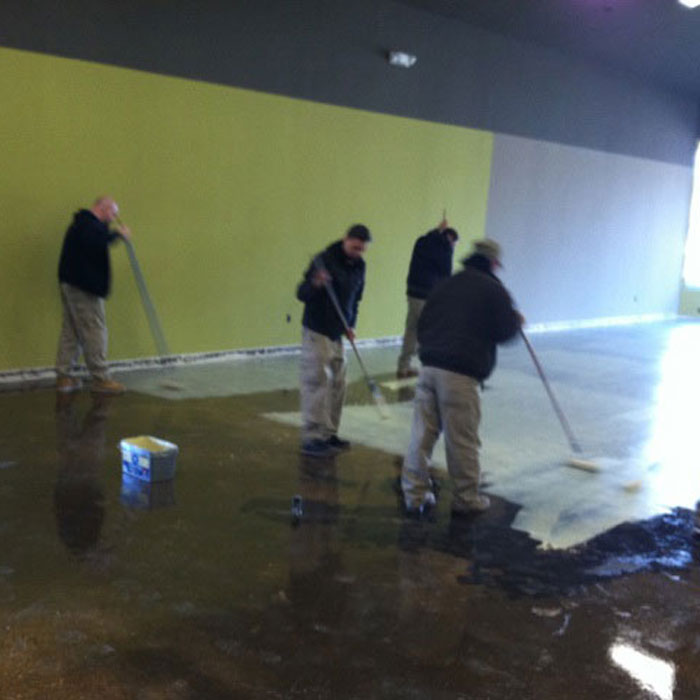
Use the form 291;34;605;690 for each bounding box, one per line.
54;393;112;558
402;239;522;517
55;196;131;395
287;457;347;633
395;517;474;665
296;225;372;458
397;219;458;379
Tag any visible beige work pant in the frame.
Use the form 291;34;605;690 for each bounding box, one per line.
397;296;425;373
300;327;347;443
55;283;110;382
402;366;483;512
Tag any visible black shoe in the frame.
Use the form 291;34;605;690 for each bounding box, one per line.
326;435;351;451
300;439;336;458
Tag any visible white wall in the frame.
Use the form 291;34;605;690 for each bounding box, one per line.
486;134;693;324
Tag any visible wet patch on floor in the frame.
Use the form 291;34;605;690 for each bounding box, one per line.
398;497;699;598
2;322;700;698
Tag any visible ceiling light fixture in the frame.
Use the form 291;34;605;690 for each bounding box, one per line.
678;0;700;8
388;51;417;68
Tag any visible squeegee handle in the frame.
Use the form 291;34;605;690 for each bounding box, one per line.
123;237;170;357
520;328;582;454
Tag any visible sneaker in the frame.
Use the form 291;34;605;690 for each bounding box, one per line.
396;368;419;379
56;376;81;393
403;491;437;521
326;435;351;451
428;474;441;500
91;378;126;395
300;439;336;458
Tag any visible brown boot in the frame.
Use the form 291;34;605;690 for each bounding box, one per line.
91;378;126;395
56;376;82;393
396;368;419;379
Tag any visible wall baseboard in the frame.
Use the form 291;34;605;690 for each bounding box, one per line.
0;313;678;392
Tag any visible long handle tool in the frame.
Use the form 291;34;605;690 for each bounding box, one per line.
122;236;170;358
520;328;599;472
121;235;184;391
313;257;390;419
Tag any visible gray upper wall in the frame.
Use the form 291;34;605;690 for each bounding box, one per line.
1;0;697;166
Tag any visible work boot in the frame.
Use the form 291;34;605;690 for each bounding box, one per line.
56;376;82;393
91;378;126;395
326;435;351;452
452;494;490;517
396;368;419;379
300;439;335;459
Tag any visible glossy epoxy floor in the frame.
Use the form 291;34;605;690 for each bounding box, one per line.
1;321;699;699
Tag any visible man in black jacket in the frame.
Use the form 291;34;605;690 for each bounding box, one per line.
397;219;458;378
296;224;371;458
55;196;131;394
401;239;522;517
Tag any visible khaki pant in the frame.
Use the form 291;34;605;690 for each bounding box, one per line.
397;296;425;373
402;366;482;511
300;327;347;442
55;283;110;382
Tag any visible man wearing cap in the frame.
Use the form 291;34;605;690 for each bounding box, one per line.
401;238;522;517
296;224;372;458
397;218;458;378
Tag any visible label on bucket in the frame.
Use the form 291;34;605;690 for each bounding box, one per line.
122;447;151;480
119;435;178;482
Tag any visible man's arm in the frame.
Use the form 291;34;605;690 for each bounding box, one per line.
490;288;523;344
296;256;329;303
112;220;131;242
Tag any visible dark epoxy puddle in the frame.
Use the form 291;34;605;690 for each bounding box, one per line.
401;502;698;597
243;468;699;599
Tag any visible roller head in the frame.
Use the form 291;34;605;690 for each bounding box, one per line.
566;457;600;473
160;380;184;391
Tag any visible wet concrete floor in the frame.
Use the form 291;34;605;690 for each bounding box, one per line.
1;321;700;698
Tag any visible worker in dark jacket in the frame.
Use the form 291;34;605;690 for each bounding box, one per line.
402;239;522;517
296;224;371;458
397;219;458;378
55;196;131;394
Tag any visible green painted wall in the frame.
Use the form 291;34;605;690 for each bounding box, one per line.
0;46;494;371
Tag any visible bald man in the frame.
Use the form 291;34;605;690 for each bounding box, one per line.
55;196;131;394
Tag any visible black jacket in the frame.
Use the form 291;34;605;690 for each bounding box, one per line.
297;241;366;341
406;229;454;299
58;210;120;298
418;255;520;381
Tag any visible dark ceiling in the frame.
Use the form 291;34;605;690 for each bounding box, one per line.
395;0;700;97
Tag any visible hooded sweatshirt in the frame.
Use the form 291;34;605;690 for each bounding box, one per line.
297;240;366;341
58;210;120;298
406;228;454;299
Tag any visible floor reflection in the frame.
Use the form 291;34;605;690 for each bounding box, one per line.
1;321;700;698
643;323;700;510
54;393;113;559
610;639;675;700
288;456;347;634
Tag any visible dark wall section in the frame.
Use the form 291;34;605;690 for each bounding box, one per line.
0;0;697;166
